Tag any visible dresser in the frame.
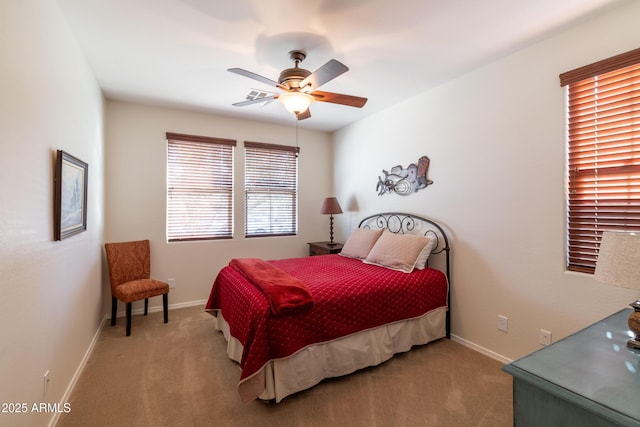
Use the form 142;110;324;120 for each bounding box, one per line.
503;308;640;426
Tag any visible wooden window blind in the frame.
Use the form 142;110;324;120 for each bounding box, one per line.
244;141;299;238
560;49;640;273
166;132;236;241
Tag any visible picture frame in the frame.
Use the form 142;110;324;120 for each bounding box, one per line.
54;150;88;241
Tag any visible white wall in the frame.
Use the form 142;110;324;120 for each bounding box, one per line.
333;1;640;362
0;1;105;426
104;100;333;314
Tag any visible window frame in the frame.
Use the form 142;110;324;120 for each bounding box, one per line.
166;132;236;242
244;141;299;238
560;48;640;273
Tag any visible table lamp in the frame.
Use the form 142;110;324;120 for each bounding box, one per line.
320;197;342;245
594;231;640;350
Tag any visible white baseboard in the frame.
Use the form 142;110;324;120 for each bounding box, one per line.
450;334;513;365
48;316;106;427
110;298;208;319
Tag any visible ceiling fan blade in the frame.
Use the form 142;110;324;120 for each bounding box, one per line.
232;94;278;107
299;59;349;90
228;68;285;89
311;91;368;108
297;109;311;120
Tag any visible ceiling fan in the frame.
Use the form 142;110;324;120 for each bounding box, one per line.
229;50;368;120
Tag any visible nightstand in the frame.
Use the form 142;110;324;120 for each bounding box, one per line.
307;241;343;256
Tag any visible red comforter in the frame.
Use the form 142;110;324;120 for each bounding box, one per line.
205;254;448;400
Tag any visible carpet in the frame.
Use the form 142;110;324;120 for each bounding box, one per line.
56;305;513;427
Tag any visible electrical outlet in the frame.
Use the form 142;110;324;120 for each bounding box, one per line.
497;315;508;332
540;329;552;346
168;278;175;289
43;370;50;394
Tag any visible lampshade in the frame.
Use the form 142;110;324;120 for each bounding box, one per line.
320;197;343;215
594;232;640;290
278;92;314;115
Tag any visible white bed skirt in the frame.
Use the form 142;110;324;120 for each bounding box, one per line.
213;307;447;402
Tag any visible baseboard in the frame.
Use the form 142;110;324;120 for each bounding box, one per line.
48;299;208;427
111;298;208;319
48;316;106;427
450;334;513;365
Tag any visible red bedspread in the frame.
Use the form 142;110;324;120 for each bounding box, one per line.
205;254;448;401
229;258;314;315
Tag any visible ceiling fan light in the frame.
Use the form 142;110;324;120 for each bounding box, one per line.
279;92;314;115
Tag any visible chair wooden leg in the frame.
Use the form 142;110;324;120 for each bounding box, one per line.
126;303;132;336
111;297;117;326
144;298;149;316
163;293;168;324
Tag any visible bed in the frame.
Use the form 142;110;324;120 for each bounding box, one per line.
205;212;451;402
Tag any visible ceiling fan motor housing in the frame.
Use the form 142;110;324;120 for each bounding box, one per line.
279;68;311;90
279;50;311;90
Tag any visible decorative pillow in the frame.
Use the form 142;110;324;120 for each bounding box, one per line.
339;228;384;259
364;231;431;273
414;235;436;270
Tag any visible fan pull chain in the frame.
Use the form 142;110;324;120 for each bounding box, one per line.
295;120;299;157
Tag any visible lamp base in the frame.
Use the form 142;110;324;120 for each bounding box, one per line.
627;300;640;350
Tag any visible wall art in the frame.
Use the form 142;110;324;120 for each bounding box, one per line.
54;150;88;240
376;155;433;196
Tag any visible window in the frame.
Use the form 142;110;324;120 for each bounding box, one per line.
244;141;299;237
561;48;640;273
166;132;236;241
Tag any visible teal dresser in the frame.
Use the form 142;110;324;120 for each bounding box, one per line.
503;308;640;427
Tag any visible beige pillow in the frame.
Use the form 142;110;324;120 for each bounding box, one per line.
340;228;384;259
414;235;436;270
364;231;431;273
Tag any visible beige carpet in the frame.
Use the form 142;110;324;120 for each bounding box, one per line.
56;306;513;427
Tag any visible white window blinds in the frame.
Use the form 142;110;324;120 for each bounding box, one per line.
560;48;640;273
244;141;299;237
166;132;236;241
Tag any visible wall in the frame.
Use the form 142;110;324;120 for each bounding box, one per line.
0;1;105;426
104;100;333;314
333;0;640;362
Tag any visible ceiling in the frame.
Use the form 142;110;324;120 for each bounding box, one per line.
57;0;625;132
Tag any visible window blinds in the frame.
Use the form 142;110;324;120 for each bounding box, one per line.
561;50;640;273
244;141;299;237
166;132;236;241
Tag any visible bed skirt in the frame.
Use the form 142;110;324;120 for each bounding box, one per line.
213;307;447;402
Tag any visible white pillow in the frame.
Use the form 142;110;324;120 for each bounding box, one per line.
364;231;431;273
340;228;384;259
414;235;436;270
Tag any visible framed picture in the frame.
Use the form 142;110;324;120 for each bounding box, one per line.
54;150;88;240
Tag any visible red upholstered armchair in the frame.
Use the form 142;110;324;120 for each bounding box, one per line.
104;240;169;336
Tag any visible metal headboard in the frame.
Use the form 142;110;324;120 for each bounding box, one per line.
358;212;451;338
